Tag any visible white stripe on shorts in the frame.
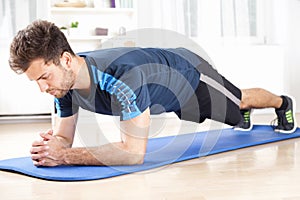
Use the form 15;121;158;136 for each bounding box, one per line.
200;74;241;106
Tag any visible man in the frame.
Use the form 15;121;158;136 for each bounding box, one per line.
9;20;297;167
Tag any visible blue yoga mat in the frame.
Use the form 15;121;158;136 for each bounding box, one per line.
0;125;300;181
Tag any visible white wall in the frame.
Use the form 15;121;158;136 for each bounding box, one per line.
264;0;300;112
205;45;284;93
0;40;53;115
285;0;300;111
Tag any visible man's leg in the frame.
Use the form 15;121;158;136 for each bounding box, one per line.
192;53;296;133
235;88;296;133
240;88;282;109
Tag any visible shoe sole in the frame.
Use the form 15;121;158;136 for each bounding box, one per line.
274;95;297;134
233;124;253;131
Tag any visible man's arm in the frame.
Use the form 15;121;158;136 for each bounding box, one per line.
32;108;150;166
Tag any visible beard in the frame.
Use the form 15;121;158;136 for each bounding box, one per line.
46;67;75;98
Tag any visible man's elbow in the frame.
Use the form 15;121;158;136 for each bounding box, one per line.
127;153;145;165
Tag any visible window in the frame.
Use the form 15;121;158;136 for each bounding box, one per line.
185;0;266;44
138;0;272;44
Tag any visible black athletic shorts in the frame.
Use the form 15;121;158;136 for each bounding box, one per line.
175;56;242;126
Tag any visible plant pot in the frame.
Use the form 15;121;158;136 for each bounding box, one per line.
69;28;80;36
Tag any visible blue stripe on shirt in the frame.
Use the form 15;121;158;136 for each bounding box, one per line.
91;65;142;120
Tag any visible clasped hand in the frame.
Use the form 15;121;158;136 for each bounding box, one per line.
30;129;66;166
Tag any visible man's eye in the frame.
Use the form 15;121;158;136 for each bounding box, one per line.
42;75;49;79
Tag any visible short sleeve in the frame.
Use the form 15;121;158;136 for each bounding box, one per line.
54;91;79;118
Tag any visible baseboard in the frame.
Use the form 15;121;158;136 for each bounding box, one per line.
0;114;51;124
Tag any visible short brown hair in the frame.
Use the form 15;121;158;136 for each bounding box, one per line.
9;20;75;74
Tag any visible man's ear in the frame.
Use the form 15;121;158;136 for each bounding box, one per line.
60;52;73;69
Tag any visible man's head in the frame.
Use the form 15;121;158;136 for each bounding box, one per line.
9;20;75;74
9;20;77;98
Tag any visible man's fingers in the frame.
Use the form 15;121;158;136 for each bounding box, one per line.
37;129;54;141
47;129;54;135
31;139;46;147
32;159;40;166
31;129;55;167
39;132;53;141
30;145;49;154
31;151;49;160
33;157;58;167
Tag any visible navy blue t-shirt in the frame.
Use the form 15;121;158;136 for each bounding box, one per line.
55;47;202;120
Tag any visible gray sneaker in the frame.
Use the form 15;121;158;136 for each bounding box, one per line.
234;109;253;131
274;95;297;134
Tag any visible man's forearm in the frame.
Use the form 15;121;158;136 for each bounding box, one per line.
42;109;150;166
55;135;73;148
63;142;145;166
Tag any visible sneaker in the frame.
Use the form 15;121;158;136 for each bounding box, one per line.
234;109;253;131
274;95;297;134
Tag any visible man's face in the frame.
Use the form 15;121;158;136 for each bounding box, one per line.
25;58;75;98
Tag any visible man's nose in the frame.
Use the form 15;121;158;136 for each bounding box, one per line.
37;80;49;92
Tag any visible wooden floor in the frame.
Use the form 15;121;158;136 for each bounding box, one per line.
1;113;300;200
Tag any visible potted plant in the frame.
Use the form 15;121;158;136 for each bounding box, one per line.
71;21;79;28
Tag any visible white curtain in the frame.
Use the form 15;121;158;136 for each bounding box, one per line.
0;0;53;115
137;0;195;36
0;0;14;39
0;0;39;40
220;0;256;37
138;0;257;39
